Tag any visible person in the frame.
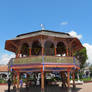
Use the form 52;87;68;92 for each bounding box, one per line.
20;79;23;88
8;78;11;92
61;72;67;88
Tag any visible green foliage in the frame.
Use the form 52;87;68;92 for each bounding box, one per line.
89;64;92;72
74;47;88;69
82;77;91;81
74;71;83;79
0;79;7;83
89;64;92;77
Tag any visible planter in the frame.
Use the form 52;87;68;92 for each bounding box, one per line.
84;81;92;83
0;83;7;85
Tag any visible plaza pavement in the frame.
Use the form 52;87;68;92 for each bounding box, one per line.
0;83;92;92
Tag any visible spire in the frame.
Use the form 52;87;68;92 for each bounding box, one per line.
40;24;45;30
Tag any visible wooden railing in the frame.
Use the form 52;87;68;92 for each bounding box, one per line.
9;56;80;66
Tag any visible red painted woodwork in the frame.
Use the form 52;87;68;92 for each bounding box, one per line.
17;72;20;88
29;48;31;56
67;71;70;88
55;48;57;56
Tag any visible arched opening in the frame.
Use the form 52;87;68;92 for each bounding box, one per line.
72;41;78;50
71;41;79;55
44;41;55;56
31;40;42;55
21;43;29;57
56;42;66;56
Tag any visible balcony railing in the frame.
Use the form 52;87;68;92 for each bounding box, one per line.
9;56;80;66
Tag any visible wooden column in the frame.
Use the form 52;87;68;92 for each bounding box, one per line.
61;72;66;88
29;48;31;56
42;48;44;56
17;72;20;88
67;71;70;88
72;72;76;88
69;49;71;56
41;35;44;56
66;48;69;56
71;48;73;56
55;48;57;56
16;50;21;58
16;53;18;58
41;69;44;92
13;74;16;88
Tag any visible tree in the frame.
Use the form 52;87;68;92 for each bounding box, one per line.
89;64;92;78
89;65;92;71
74;47;88;69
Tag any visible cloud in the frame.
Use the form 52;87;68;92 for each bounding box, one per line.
68;30;92;64
68;30;82;39
60;21;68;26
0;53;15;65
83;43;92;64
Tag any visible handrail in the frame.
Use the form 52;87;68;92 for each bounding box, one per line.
9;56;80;67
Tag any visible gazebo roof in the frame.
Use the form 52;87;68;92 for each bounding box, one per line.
11;30;73;40
5;30;83;53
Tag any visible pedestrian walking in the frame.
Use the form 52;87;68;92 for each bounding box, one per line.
8;78;11;92
20;79;23;88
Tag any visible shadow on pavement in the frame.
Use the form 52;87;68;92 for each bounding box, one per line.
4;86;81;92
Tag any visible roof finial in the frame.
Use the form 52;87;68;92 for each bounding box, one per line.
40;24;45;30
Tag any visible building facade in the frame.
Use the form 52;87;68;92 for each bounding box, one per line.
0;65;8;80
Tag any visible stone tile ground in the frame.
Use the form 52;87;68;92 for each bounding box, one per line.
0;83;92;92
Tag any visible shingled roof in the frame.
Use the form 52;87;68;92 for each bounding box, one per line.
11;30;73;40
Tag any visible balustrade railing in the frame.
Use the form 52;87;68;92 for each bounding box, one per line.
9;56;80;66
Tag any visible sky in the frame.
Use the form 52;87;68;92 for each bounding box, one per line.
0;0;92;64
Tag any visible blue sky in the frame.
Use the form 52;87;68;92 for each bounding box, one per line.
0;0;92;64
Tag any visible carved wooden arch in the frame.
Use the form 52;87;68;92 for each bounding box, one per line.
31;39;42;48
19;40;30;50
44;39;55;56
70;38;76;46
16;40;30;57
56;40;67;55
70;38;80;49
31;39;42;56
70;38;82;55
44;39;56;48
56;40;68;49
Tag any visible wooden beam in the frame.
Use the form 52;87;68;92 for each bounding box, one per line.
66;48;69;56
67;71;70;88
26;73;28;84
44;65;75;68
10;41;18;48
29;48;31;56
70;38;76;45
12;64;78;70
16;50;21;58
55;48;57;56
13;74;16;88
18;70;41;73
42;48;44;56
72;72;76;88
17;72;20;88
12;65;42;69
41;68;44;92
